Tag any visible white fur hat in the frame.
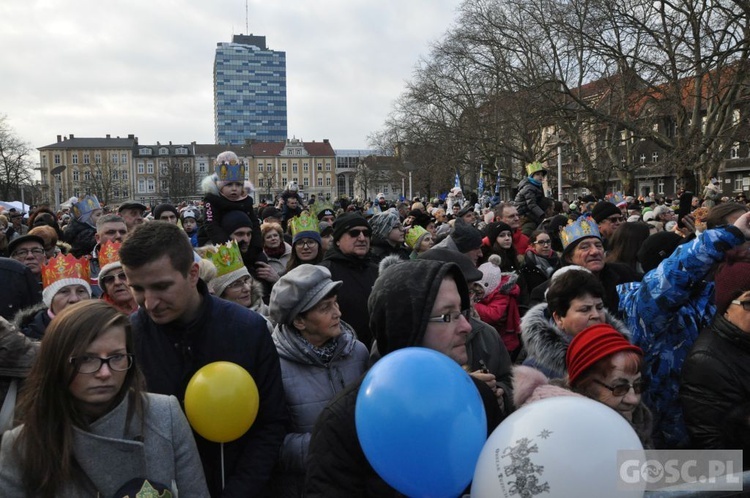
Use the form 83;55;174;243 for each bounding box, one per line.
43;278;92;308
477;254;502;295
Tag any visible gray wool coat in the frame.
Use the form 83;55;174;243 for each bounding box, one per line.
0;393;209;497
270;321;368;497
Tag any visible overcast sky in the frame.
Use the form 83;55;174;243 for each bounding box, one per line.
1;0;460;160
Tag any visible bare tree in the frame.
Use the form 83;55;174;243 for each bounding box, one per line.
79;160;129;205
0;115;34;201
160;158;197;202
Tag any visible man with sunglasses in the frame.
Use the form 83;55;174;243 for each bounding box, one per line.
98;260;137;314
592;200;624;250
320;212;379;349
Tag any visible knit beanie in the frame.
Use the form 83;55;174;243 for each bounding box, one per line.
714;251;750;314
369;211;401;241
153;203;178;221
332;213;370;242
566;324;642;386
41;254;92;308
478;254;503;294
451;219;483;253
486;222;513;244
591;201;622;224
637;232;683;273
220;210;253;236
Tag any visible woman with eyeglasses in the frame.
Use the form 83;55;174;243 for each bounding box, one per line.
566;323;653;447
681;251;750;454
0;300;209;497
98;258;138;315
15;254;93;340
286;212;325;273
520;229;561;292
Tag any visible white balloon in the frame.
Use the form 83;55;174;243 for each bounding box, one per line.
471;397;646;498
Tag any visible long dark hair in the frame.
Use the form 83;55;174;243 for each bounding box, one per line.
14;300;146;498
605;222;651;271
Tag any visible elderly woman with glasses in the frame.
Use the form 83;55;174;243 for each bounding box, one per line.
681;250;750;455
98;258;138;315
0;300;209;497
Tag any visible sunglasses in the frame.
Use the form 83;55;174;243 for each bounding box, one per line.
593;379;645;397
346;228;371;238
101;271;127;287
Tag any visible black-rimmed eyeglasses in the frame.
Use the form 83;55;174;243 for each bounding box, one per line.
427;309;471;323
12;247;45;258
593;379;645;397
69;354;134;374
731;300;750;311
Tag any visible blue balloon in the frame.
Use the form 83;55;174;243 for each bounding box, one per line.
356;347;487;498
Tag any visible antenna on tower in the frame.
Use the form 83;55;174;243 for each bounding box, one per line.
245;0;249;34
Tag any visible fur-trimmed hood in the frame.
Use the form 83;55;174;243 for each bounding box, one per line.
512;365;583;408
201;174;255;197
12;302;47;331
520;302;630;379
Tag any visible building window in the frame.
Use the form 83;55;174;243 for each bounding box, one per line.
282;177;288;185
735;175;744;191
112;170;119;180
640;154;646;164
317;162;323;171
122;188;129;197
84;153;90;164
72;153;79;164
121;153;127;164
184;164;190;173
258;163;264;172
159;147;169;155
160;180;168;191
147;179;155;192
317;177;323;186
731;143;740;159
138;179;146;193
198;162;207;173
282;165;287;173
303;178;309;186
138;163;145;174
160;163;168;175
303;163;309;173
658;179;665;194
84;171;91;181
147;163;154;174
122;171;128;181
293;177;298;184
325;162;331;171
652;152;659;163
293;164;298;173
54;154;61;165
72;169;80;182
326;177;331;186
95;153;101;164
733;109;741;126
258;178;264;187
176;147;188;155
266;165;272;172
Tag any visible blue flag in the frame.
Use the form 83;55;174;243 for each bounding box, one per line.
478;164;485;194
495;168;502;192
454;171;461;190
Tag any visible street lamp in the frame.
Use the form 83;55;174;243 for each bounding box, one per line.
50;165;67;211
549;135;568;202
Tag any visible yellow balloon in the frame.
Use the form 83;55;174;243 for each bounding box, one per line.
184;361;260;443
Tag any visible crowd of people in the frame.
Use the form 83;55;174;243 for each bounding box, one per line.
1;153;750;496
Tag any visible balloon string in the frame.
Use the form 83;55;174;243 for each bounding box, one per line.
221;442;225;490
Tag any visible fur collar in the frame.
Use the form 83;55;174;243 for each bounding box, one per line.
12;302;47;330
521;302;630;379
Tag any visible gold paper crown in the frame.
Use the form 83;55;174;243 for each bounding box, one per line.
214;151;246;182
98;240;122;268
202;240;245;278
289;211;319;236
310;201;335;219
42;254;91;289
560;215;602;249
405;225;429;249
526;162;547;176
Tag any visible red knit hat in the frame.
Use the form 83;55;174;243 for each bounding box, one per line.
714;251;750;315
566;324;642;385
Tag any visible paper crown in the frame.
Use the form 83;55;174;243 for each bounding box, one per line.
560;214;601;250
289;211;319;236
214;151;246;183
202;240;244;278
405;225;429;249
310;201;335;220
98;240;122;268
71;195;101;220
42;253;91;289
526;162;547;176
607;192;626;207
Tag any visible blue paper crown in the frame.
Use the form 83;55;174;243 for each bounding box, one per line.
607;192;626;206
71;195;101;220
560;214;601;250
214;151;246;183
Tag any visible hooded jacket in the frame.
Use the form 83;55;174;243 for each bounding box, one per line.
270;322;368;497
0;258;42;321
514;176;546;223
62;218;97;258
520;302;629;379
13;303;50;340
305;260;502;498
618;225;744;448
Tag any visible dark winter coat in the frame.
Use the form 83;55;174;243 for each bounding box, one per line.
199;178;262;260
514;177;546;224
520;302;630;379
319;247;379;349
130;279;287;498
13;303;49;340
520;250;561;293
270;322;368;497
369;240;410;265
0;258;41;321
681;315;750;451
62;218;97;258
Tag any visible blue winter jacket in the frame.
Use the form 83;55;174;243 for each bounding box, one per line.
617;225;745;448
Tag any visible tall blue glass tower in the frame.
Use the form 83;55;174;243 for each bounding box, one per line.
214;35;287;145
